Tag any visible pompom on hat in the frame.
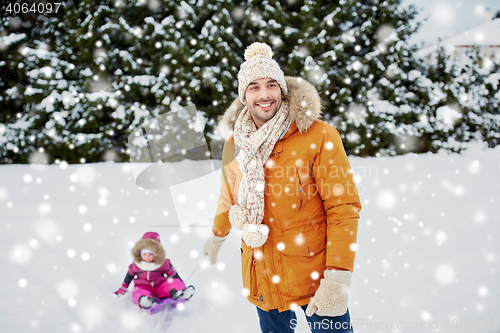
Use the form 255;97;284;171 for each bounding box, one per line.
237;42;287;104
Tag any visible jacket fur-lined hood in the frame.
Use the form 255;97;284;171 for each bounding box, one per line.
131;238;166;265
218;76;323;140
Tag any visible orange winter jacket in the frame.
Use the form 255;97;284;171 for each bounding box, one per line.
212;77;361;312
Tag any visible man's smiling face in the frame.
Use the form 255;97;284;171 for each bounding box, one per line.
243;78;283;128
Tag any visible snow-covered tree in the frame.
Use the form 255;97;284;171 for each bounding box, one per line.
454;49;500;149
1;0;499;163
1;0;202;163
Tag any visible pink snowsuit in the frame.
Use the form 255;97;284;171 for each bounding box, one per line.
127;260;186;307
120;231;186;308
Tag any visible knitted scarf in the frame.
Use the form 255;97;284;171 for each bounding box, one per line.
229;101;290;248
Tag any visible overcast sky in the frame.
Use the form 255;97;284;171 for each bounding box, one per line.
403;0;499;46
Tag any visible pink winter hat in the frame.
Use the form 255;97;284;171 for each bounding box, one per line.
237;42;287;104
141;231;161;243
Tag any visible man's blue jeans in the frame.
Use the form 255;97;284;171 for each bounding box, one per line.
257;305;354;333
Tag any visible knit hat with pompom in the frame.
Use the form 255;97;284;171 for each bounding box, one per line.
237;42;287;104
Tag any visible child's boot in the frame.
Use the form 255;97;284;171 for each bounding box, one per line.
139;295;157;309
172;285;195;300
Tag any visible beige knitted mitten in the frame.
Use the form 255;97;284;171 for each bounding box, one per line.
202;233;228;264
305;270;351;317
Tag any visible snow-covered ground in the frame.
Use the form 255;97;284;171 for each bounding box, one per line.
1;144;499;333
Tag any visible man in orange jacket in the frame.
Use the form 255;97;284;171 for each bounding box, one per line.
203;42;361;333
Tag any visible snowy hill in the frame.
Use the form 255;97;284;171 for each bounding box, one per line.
440;18;500;49
418;17;500;58
1;145;499;333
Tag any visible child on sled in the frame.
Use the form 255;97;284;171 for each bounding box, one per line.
114;232;194;309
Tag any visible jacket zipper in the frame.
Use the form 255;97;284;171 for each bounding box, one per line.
297;170;304;211
270;238;284;309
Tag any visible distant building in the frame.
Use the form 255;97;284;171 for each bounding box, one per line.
420;9;500;61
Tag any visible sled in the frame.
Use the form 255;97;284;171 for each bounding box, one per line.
145;285;195;315
146;297;186;314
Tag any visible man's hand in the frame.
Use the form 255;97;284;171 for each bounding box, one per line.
202;233;228;264
305;270;351;317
